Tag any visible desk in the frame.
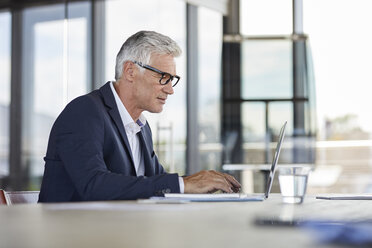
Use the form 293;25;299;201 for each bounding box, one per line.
1;194;371;248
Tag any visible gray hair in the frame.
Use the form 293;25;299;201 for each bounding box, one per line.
115;31;182;80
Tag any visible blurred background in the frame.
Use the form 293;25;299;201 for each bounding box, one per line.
1;0;372;194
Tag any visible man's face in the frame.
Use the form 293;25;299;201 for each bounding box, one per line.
133;54;176;113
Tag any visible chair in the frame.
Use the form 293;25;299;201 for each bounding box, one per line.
0;189;6;205
0;189;39;205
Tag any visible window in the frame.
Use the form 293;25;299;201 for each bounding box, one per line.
240;0;292;35
2;0;225;189
198;7;223;170
241;40;292;99
105;0;187;174
0;11;11;177
237;0;316;174
304;0;372;193
22;2;91;188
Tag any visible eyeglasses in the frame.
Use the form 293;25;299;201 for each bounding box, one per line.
133;61;180;87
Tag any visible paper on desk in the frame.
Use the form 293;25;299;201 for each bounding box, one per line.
316;194;372;200
302;220;372;246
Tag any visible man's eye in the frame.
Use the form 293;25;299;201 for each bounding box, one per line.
160;74;171;83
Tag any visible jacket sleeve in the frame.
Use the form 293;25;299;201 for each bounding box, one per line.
53;96;180;201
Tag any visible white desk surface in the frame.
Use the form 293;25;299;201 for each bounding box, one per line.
1;194;370;248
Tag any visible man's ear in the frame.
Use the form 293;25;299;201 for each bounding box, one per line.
122;61;136;82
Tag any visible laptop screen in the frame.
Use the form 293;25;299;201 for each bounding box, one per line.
264;121;287;198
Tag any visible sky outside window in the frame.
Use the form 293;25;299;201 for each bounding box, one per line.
240;0;292;35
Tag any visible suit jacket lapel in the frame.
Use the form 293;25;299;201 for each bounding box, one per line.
138;130;155;176
99;82;136;174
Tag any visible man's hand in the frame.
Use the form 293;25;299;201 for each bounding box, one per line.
183;170;241;194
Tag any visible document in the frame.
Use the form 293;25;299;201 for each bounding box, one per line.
316;194;372;200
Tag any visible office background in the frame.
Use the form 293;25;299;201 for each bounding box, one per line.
0;0;372;194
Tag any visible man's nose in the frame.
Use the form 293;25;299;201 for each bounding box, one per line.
163;82;174;95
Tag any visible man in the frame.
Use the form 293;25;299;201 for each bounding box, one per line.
39;31;240;202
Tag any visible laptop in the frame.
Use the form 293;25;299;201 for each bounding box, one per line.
159;121;287;202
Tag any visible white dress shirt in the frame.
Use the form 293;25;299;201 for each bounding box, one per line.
110;82;184;192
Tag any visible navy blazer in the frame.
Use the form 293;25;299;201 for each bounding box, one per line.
38;82;180;202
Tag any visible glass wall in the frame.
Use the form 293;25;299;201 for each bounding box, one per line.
240;40;294;165
1;0;226;190
239;1;296;167
0;11;11;177
304;0;372;193
198;7;223;170
237;1;316;194
22;2;91;188
105;0;187;174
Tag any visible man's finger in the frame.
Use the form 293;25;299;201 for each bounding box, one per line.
224;174;241;188
212;171;241;189
212;175;233;193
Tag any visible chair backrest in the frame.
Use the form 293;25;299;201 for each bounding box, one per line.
0;190;7;205
0;189;39;205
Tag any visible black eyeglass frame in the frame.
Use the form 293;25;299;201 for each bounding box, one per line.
132;60;180;87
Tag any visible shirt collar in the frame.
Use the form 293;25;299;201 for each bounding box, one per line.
110;82;146;135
